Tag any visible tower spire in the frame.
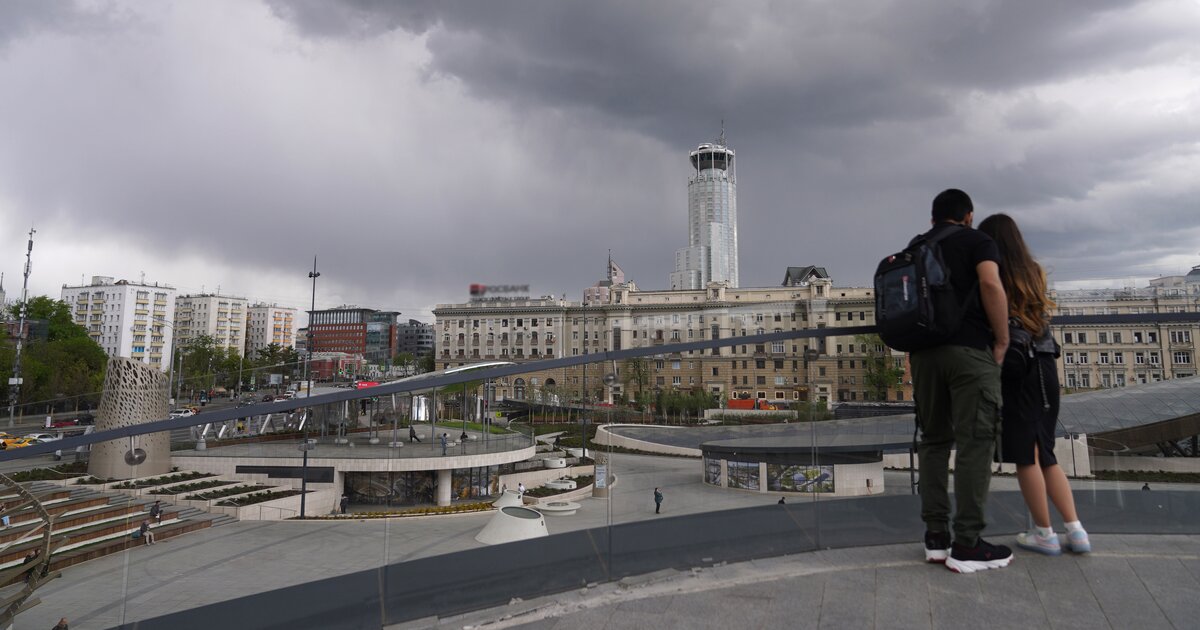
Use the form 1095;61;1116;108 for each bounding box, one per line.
718;119;726;146
607;249;613;282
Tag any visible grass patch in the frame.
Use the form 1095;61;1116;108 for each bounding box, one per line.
1091;470;1200;484
217;489;302;507
524;475;594;498
185;485;265;501
304;501;495;519
6;462;89;482
153;479;238;495
113;471;213;489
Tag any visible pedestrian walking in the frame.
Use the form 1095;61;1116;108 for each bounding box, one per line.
409;425;421;443
517;482;526;497
910;189;1013;574
778;497;786;505
654;487;664;514
1142;483;1151;491
21;548;40;583
1;502;9;528
979;214;1090;557
52;617;69;630
149;500;162;524
340;494;349;515
441;433;448;456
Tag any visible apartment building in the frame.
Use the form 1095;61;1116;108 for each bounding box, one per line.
60;276;177;371
1051;269;1200;390
174;293;248;355
434;267;910;406
245;303;296;356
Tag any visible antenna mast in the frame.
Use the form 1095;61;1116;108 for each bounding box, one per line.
9;228;36;427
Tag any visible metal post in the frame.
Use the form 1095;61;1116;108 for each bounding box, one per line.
305;257;320;402
299;443;310;518
8;228;35;428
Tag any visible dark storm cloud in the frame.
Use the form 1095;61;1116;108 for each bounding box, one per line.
266;0;1200;287
1;0;1197;322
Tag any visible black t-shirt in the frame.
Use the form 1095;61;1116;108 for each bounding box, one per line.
924;222;1001;350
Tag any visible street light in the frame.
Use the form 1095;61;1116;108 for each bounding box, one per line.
298;438;315;518
304;257;320;401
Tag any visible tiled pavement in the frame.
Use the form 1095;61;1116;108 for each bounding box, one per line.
441;534;1200;630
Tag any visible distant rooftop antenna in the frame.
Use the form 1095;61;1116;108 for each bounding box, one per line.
140;271;146;284
607;249;613;282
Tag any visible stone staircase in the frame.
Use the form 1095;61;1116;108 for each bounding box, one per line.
0;481;236;584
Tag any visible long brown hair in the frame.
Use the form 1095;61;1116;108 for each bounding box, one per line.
977;213;1055;334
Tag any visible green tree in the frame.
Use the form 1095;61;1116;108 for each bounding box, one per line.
392;352;416;375
857;333;905;401
7;296;89;342
1;297;107;411
417;352;435;374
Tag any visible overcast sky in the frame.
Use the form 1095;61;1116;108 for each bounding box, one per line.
2;0;1198;323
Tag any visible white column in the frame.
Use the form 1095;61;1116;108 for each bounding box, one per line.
436;469;452;507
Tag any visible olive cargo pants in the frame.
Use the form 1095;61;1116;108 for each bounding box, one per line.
911;345;1002;547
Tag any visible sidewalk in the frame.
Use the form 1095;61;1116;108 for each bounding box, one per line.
438;534;1200;630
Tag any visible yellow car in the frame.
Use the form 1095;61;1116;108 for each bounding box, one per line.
0;437;40;449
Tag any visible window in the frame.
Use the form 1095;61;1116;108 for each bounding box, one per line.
1064;332;1074;344
672;376;681;386
655;360;664;369
755;359;766;369
1148;331;1159;343
1113;332;1122;343
671;360;681;370
1064;352;1075;364
771;341;784;353
774;376;787;386
1173;351;1192;364
1066;373;1077;388
756;376;766;385
1113;352;1125;365
1078;352;1089;364
712;367;719;376
1135;352;1145;364
1098;332;1108;344
774;360;784;369
1080;373;1091;388
656;376;665;385
1077;332;1087;344
1150;352;1161;365
1099;352;1110;364
1171;330;1192;344
1133;331;1143;343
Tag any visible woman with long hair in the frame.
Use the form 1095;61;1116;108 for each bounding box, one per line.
977;213;1090;556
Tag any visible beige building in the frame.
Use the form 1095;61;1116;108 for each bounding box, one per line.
434;267;911;407
1050;270;1200;390
245;303;296;356
173;293;248;355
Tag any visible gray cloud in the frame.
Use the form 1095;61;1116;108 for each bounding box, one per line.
1;0;1198;327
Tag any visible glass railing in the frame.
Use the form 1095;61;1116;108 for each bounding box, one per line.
1;321;1198;628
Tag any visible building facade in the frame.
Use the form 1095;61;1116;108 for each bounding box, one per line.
173;293;248;355
308;307;400;365
60;276;177;371
245;303;297;356
1050;274;1200;390
435;268;910;407
395;319;435;357
671;136;739;290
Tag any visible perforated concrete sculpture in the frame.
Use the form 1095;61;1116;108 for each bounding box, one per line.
88;358;171;480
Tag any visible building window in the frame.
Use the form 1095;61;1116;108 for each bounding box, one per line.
1173;351;1192;365
1171;330;1192;344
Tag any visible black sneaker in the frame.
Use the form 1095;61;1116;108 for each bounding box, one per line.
924;530;951;563
945;538;1013;574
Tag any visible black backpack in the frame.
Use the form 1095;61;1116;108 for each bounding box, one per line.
874;224;974;352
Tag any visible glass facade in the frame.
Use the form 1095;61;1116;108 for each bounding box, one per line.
726;459;759;490
767;464;835;493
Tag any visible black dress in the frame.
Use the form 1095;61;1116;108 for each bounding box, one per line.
1000;330;1060;467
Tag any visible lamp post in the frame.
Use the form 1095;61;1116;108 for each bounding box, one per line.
298;438;314;518
304;257;320;400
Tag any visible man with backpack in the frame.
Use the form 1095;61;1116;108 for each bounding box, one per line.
882;189;1011;574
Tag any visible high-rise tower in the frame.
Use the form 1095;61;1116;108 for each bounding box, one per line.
670;130;738;290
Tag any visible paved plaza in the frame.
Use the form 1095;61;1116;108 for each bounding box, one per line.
4;454;1198;628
